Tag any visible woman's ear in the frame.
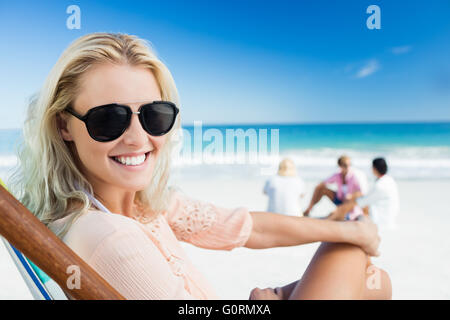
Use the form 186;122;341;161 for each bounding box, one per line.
57;113;74;142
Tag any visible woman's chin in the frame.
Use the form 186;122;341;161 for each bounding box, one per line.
116;179;150;192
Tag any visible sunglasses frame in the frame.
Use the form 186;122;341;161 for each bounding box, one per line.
65;101;179;142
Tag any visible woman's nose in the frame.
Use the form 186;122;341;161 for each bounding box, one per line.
121;113;149;147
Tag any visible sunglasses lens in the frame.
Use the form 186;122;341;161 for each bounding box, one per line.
141;102;177;136
87;105;129;142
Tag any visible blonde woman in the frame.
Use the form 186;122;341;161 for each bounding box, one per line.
263;158;305;216
9;33;391;300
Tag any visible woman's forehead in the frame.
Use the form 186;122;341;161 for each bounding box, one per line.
74;63;162;111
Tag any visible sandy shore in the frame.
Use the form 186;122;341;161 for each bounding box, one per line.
1;177;449;299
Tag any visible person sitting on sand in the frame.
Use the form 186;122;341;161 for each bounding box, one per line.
263;158;305;216
303;155;361;217
327;158;399;230
9;33;391;300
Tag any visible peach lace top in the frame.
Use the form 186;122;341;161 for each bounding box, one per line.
48;190;253;299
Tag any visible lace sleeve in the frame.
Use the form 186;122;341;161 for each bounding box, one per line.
164;190;253;251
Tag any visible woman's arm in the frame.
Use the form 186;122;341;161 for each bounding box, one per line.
244;212;380;256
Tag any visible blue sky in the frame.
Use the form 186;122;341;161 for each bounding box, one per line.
0;0;449;128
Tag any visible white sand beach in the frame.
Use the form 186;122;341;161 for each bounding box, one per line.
1;173;449;300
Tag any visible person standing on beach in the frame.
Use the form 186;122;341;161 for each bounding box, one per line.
263;158;305;216
303;155;361;217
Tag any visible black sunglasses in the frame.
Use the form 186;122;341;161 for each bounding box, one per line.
65;101;179;142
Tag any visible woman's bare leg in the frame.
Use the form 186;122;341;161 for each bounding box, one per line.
249;242;392;300
362;261;392;299
288;242;391;299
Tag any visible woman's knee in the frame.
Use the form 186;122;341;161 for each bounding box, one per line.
308;242;368;280
318;242;366;259
320;244;392;299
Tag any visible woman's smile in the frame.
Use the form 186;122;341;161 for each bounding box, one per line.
109;151;153;171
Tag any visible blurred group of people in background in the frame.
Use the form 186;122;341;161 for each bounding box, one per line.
263;155;399;230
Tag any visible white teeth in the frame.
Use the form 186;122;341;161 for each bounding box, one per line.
114;153;147;166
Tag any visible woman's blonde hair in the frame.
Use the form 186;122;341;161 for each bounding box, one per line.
8;33;181;238
277;158;297;177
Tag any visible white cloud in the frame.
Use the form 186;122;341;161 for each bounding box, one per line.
391;45;412;55
355;59;380;78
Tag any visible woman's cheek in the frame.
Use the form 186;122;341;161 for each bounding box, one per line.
154;136;167;151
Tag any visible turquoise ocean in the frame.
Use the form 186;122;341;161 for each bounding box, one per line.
1;122;450;182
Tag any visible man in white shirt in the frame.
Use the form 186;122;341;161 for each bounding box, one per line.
327;158;399;230
357;158;399;230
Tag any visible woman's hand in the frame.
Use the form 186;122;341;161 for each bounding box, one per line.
353;216;380;257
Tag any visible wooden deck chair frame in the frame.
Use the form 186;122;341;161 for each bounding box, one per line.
0;178;124;300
